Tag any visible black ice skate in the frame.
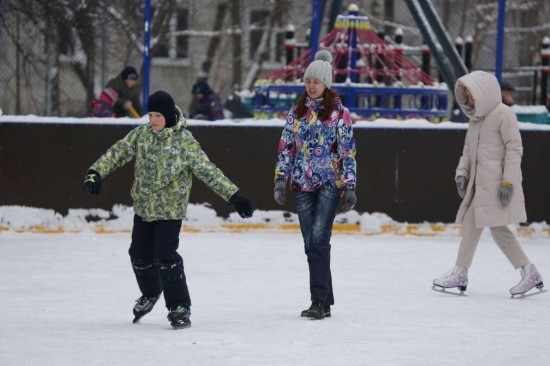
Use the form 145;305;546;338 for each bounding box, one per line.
132;295;159;323
167;306;191;329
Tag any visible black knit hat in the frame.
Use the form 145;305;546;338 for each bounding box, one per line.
121;66;139;80
191;81;213;96
148;91;177;128
501;81;515;92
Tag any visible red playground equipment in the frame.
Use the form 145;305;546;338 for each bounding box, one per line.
253;4;448;120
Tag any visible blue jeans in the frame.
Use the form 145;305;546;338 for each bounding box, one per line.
293;188;340;305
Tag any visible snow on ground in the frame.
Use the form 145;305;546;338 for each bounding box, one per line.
1;208;550;365
1;204;549;240
2;113;550;131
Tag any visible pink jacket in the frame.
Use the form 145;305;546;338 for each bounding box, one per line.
454;71;526;228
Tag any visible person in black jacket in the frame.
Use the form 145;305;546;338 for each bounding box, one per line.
188;81;224;120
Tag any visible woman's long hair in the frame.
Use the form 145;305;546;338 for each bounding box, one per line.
295;88;338;121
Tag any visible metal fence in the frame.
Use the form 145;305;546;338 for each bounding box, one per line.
0;0;548;118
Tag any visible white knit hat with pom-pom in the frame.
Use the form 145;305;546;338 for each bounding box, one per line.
303;50;333;89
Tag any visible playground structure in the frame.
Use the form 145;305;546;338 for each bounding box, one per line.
252;4;449;121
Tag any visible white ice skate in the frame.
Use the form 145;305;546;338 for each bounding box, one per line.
510;263;546;298
432;265;468;295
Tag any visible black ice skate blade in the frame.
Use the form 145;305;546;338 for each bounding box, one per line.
171;319;192;329
510;288;547;299
133;315;144;323
306;311;326;320
432;285;467;296
301;311;331;318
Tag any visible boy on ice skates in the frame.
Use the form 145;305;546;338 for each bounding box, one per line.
83;91;254;328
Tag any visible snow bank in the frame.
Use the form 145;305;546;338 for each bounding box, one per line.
2;114;550;130
1;205;548;239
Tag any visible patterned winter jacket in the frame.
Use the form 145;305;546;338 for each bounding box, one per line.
90;109;238;222
275;98;357;192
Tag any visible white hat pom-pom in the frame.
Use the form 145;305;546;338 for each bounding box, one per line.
315;50;332;64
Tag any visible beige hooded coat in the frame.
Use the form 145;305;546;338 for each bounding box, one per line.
454;71;527;228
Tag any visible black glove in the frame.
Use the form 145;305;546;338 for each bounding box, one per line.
228;191;254;218
341;188;357;212
274;180;286;205
83;169;102;196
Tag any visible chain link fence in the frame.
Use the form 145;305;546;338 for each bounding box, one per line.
0;0;548;117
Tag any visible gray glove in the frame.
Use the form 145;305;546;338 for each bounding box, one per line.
341;189;357;212
499;181;513;207
274;180;286;205
456;176;467;199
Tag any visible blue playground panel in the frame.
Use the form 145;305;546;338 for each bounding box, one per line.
253;84;448;119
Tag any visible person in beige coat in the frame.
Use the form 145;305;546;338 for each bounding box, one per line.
433;71;544;297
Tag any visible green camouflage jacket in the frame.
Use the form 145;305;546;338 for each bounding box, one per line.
90;110;238;221
106;74;142;116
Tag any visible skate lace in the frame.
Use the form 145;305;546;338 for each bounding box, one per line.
136;296;151;306
171;306;189;314
168;306;191;323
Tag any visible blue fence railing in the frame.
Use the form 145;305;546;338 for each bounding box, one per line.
253;83;449;119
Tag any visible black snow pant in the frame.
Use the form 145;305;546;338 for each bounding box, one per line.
129;214;191;310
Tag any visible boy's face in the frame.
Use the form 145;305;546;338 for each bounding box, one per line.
465;88;475;108
148;112;166;131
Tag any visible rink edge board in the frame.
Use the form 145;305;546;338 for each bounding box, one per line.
3;123;550;224
1;224;549;239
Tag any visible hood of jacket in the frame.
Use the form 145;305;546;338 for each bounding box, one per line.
173;105;187;128
454;71;502;121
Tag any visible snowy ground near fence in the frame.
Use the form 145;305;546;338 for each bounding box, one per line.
1;204;549;240
2;113;550;130
1;211;550;365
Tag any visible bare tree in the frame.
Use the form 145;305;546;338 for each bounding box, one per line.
243;0;287;90
230;0;242;88
201;0;229;76
1;0;175;115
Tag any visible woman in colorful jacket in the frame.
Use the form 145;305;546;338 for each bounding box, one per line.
433;71;544;297
273;50;357;319
83;91;254;329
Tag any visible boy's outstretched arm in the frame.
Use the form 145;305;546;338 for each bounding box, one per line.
186;134;254;218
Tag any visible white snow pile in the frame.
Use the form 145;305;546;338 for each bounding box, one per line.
0;204;548;238
2;113;550;130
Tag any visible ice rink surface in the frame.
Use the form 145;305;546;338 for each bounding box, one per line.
1;230;549;366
